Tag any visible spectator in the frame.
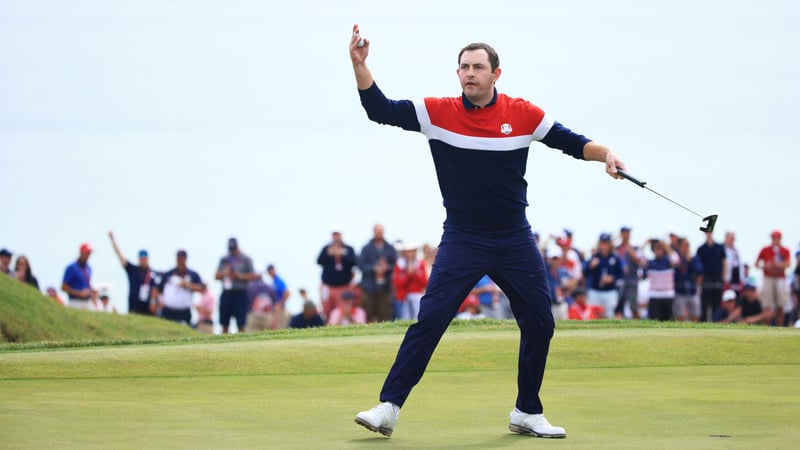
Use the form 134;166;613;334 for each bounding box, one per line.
644;239;677;321
754;230;791;326
738;284;768;325
14;255;39;290
712;289;741;324
215;237;259;334
615;226;643;319
585;233;623;318
392;242;428;321
791;251;800;326
723;231;744;295
266;264;290;305
358;224;398;322
245;278;274;332
471;275;501;319
456;294;485;320
194;285;216;334
422;243;438;280
544;246;571;320
154;250;205;325
568;289;604;320
46;286;66;306
327;290;367;326
266;264;291;329
673;237;703;322
696;231;727;322
545;232;584;287
317;227;358;318
1;248;15;277
289;300;325;329
97;289;118;313
108;230;159;316
61;243;98;310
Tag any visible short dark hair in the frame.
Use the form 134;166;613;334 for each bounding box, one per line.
458;43;499;71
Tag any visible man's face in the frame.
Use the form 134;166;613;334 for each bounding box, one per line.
0;255;9;268
457;49;499;105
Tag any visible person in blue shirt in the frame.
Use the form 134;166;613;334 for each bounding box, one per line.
349;24;628;439
61;242;97;310
585;233;624;319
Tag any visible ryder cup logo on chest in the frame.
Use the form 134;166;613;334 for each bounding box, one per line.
500;123;512;135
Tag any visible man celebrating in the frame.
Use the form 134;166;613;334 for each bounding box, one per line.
109;230;159;315
349;24;626;438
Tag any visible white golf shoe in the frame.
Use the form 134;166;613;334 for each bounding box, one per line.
354;402;400;437
508;408;566;438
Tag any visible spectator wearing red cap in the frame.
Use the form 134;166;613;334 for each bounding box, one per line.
61;242;98;310
755;230;791;326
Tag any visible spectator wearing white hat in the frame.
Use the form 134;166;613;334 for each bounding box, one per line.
392;241;428;321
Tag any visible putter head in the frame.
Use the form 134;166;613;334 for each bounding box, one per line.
700;214;718;233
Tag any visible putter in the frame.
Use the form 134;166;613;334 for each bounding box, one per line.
616;169;718;233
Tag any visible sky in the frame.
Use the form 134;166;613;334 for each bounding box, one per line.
2;0;799;318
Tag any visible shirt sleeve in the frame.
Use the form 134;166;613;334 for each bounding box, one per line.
358;82;421;132
540;121;590;160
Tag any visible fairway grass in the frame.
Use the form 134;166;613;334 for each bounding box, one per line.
2;325;798;449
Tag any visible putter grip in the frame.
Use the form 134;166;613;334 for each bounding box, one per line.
616;168;646;188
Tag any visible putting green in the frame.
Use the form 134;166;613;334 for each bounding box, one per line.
2;326;798;448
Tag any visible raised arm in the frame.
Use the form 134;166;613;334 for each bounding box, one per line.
108;230;127;268
350;24;374;90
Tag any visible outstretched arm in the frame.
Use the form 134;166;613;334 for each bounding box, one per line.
350;24;374;90
583;141;626;179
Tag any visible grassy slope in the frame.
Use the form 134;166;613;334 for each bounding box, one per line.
0;274;199;344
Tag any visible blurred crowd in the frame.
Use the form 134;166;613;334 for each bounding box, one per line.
3;224;800;333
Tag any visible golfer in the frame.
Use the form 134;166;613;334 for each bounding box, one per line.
350;24;626;439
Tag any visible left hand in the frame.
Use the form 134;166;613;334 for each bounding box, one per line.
605;150;626;179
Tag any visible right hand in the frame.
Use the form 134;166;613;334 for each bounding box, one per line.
349;24;369;64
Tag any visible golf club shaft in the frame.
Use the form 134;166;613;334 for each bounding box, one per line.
616;168;703;218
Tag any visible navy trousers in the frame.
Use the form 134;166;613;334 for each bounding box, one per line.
379;225;554;414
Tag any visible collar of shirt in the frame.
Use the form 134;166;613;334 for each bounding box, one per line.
461;88;498;109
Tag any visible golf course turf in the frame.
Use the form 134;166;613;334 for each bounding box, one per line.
2;321;799;449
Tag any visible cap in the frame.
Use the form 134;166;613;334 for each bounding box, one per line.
138;249;149;258
177;249;188;258
771;230;782;238
228;237;238;250
397;241;418;252
267;264;275;271
464;294;480;307
99;289;110;299
722;290;737;302
0;248;11;257
743;283;757;291
303;300;316;309
331;225;343;234
571;288;586;298
563;228;573;238
555;232;571;247
546;245;563;258
599;233;613;242
620;226;632;232
79;242;92;254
